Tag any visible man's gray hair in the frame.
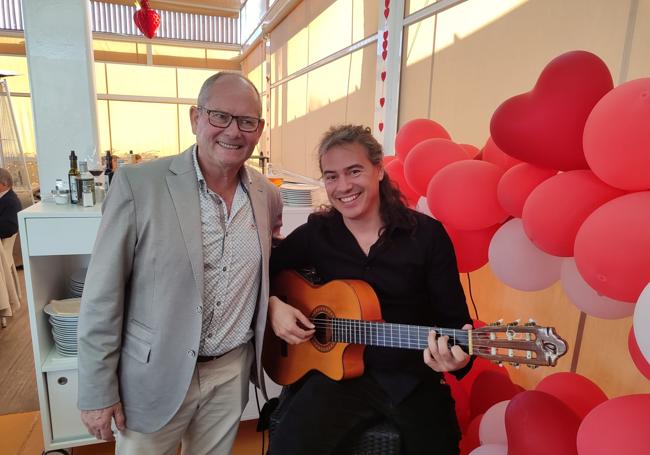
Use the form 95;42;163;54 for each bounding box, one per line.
0;168;12;187
197;72;262;116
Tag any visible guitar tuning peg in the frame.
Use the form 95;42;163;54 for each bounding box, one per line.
507;319;520;326
491;319;504;326
525;319;537;326
527;364;538;369
510;362;520;369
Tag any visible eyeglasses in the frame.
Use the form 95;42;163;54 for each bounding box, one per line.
197;106;262;132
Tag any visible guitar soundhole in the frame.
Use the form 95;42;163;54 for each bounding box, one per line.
311;305;336;353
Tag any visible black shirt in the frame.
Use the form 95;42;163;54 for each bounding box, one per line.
0;189;22;239
270;209;473;402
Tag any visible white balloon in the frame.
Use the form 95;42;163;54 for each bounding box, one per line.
415;196;434;218
561;258;635;319
488;218;562;291
469;444;508;455
633;282;650;363
479;400;509;446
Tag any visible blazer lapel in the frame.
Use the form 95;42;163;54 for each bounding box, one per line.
166;148;204;295
245;170;271;260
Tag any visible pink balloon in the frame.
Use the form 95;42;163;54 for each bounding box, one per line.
488;219;563;291
497;163;556;218
403;138;469;196
384;159;420;206
427;160;508;230
584;78;650;191
445;224;501;273
574;192;650;302
395;118;450;162
628;328;650;380
469;371;520;419
506;391;580;455
469;445;507;455
535;372;608;420
561;258;635;319
577;394;650;455
479;400;509;445
633;282;650;362
491;50;613;170
522;170;625;256
481;137;522;172
460;143;481;158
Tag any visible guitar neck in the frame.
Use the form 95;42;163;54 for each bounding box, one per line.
315;317;469;350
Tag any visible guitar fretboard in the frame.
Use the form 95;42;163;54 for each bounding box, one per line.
311;317;471;350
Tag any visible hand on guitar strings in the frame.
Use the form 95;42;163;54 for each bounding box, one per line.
423;324;472;373
269;295;316;344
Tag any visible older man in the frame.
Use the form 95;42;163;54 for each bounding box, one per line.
0;168;21;239
78;72;282;455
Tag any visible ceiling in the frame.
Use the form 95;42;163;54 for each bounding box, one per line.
99;0;242;18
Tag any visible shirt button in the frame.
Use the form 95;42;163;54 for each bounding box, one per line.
196;306;202;314
187;350;196;358
207;333;213;338
216;301;221;306
222;266;227;272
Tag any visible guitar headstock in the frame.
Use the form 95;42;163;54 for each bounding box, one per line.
470;319;568;368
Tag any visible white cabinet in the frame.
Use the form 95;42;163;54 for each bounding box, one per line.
20;202;101;452
21;201;313;451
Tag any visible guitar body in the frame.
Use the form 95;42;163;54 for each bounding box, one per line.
263;270;383;385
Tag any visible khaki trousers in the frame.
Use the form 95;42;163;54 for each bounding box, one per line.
115;342;253;455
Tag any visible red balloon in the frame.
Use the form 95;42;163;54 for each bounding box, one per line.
459;357;510;396
382;155;398;166
469;371;521;420
628;328;650;380
497;163;556;218
584;78;650;191
535;372;608;420
445;223;500;273
444;372;471;432
384;159;420;206
577;394;650;455
427;160;508;230
481;137;522;172
460;413;483;455
506;391;581;455
403;138;469;196
395;118;450;162
574;192;650;302
522;170;625;256
460;144;481;158
491;50;613;170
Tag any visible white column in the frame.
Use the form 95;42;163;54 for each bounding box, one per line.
22;0;99;191
373;0;405;155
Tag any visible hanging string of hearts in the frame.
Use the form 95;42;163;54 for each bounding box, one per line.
378;0;390;134
133;0;161;39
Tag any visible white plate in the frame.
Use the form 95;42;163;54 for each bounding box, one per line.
44;298;81;317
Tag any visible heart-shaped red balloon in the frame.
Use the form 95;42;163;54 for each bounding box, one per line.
381;71;386;81
134;3;161;39
490;50;613;170
379;97;385;107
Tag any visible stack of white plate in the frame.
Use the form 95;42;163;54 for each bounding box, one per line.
44;298;80;357
69;269;86;298
280;182;318;207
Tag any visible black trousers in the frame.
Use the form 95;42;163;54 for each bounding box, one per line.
268;372;461;455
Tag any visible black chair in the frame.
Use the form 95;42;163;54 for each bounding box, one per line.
268;387;401;455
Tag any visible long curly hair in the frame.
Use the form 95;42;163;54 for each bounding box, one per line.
316;124;416;233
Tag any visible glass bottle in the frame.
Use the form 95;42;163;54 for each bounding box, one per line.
68;150;80;204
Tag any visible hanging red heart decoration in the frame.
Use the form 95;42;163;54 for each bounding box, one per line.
380;97;385;107
382;50;387;60
133;0;161;39
381;71;386;81
379;122;384;132
384;8;390;19
383;31;389;40
382;40;388;50
385;0;390;7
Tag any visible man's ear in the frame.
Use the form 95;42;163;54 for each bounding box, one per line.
189;106;199;135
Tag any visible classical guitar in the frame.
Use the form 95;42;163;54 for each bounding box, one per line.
263;270;568;386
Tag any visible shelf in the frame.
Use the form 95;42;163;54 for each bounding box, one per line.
43;346;78;372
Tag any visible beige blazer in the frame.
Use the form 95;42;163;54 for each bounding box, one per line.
77;147;282;433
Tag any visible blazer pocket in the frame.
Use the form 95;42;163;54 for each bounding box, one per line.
122;332;152;364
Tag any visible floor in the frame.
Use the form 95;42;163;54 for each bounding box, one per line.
0;270;268;454
0;411;268;454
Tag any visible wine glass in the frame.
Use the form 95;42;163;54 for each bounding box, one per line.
85;148;103;178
